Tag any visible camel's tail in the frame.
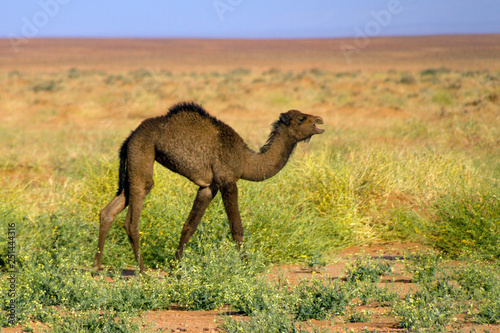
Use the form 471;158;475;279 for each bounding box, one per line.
116;135;131;197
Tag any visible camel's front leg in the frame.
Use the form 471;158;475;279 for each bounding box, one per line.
221;182;244;251
175;183;219;260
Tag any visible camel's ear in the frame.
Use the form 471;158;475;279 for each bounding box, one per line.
279;112;292;126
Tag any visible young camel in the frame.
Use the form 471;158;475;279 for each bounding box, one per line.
95;102;324;272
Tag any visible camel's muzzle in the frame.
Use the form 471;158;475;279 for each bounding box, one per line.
314;117;325;134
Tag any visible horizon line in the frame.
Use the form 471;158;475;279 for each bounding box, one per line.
2;32;500;41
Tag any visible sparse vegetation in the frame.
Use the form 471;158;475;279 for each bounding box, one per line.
344;256;392;283
293;278;352;320
1;66;499;331
32;80;59;92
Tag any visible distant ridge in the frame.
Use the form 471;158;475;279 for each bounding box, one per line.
1;35;499;72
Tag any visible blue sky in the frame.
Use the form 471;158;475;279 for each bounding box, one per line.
1;0;499;39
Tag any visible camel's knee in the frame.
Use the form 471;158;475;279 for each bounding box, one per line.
100;194;127;226
99;209;114;225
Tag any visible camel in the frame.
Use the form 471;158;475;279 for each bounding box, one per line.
95;102;324;272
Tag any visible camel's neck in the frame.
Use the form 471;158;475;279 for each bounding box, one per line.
241;125;297;182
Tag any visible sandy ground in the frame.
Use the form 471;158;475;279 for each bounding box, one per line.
1;35;500;74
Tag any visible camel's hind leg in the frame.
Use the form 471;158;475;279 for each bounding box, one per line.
175;183;219;260
95;192;127;270
124;186;154;272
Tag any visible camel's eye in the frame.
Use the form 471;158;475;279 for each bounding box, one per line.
298;116;306;124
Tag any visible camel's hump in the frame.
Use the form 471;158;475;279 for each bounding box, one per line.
163;101;230;132
167;102;212;119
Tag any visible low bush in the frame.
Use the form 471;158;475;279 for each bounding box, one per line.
429;190;500;259
292;278;352;321
344;256;392;283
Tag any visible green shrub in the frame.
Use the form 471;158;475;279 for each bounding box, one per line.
475;298;500;324
67;68;81;79
168;240;267;311
432;90;453;105
292;278;352;320
226;277;286;316
404;252;443;284
394;292;455;332
344;256;392;283
453;261;500;299
355;281;399;306
420;68;451;76
32;80;59;92
346;308;372;323
429;190;500;259
46;310;140;333
400;74;416;84
221;309;313;333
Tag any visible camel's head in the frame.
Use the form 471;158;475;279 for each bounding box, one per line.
279;110;324;142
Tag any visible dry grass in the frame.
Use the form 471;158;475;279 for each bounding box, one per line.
0;37;499;331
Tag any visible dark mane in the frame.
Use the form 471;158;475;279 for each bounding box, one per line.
260;119;288;154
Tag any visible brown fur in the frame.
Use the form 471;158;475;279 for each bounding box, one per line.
95;102;324;272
